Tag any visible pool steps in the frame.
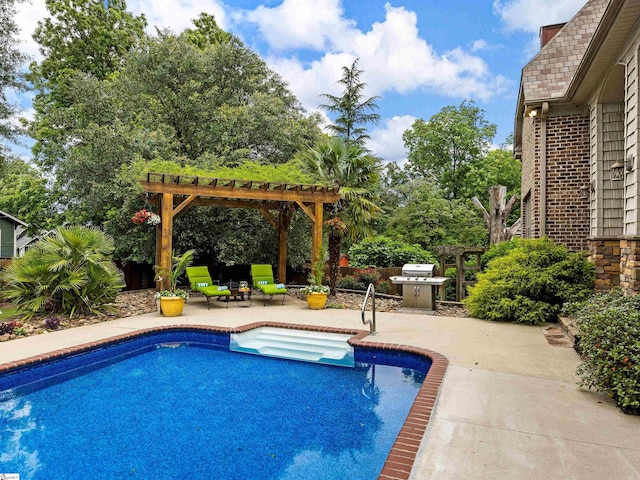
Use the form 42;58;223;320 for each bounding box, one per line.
230;327;355;367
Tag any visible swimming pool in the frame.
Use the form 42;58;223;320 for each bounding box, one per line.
0;324;447;479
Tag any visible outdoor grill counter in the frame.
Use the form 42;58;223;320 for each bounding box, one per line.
389;264;450;313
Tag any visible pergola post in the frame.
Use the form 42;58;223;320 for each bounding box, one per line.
159;192;173;291
311;202;323;266
277;206;293;284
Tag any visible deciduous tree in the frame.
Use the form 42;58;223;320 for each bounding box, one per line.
404;100;496;199
0;159;58;234
0;0;27;142
28;0;147;164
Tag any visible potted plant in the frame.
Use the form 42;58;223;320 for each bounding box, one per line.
155;250;195;316
301;246;330;310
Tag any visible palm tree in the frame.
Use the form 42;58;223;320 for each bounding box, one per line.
298;136;382;294
2;226;125;318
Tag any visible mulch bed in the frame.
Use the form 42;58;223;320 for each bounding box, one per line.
0;290;158;342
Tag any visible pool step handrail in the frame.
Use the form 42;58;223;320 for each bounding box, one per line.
361;283;377;335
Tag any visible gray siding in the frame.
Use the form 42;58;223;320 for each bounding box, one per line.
601;102;625;236
624;50;639;234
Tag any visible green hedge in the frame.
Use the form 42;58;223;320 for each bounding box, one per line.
573;289;640;415
347;236;437;268
465;238;595;325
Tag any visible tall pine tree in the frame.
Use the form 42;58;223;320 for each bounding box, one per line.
320;58;380;148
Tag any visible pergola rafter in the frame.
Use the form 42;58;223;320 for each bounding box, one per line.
141;172;341;289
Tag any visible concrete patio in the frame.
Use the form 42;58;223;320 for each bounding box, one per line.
1;296;638;479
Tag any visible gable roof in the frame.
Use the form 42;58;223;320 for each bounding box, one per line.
521;0;610;102
0;209;28;228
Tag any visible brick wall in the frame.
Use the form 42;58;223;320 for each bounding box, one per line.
544;114;591;251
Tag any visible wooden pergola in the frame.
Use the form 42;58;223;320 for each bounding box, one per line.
140;173;341;288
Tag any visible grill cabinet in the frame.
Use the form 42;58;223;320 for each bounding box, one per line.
389;264;449;313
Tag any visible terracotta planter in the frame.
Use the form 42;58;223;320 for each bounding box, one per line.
306;292;328;310
160;296;185;317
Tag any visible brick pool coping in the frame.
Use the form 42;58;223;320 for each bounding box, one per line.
0;321;448;480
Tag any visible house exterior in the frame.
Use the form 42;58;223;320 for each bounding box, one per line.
515;0;640;293
0;210;28;258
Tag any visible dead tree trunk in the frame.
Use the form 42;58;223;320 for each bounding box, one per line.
472;185;521;245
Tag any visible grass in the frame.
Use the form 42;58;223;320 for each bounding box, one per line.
0;306;20;320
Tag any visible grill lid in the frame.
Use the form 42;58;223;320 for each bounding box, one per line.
401;264;436;277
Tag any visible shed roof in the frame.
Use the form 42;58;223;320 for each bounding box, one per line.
0;209;28;228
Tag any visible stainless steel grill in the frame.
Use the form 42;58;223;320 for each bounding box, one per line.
390;264;449;312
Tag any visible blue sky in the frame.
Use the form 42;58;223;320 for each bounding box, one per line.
12;0;588;164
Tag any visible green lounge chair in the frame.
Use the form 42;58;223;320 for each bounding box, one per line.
251;264;287;306
185;266;230;309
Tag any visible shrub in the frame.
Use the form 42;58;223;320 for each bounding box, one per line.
355;267;381;286
347;236;437;268
0;321;16;335
480;238;522;268
464;238;595;325
376;280;391;294
573;289;640;414
336;275;366;291
45;316;62;330
336;268;390;293
1;226;125;319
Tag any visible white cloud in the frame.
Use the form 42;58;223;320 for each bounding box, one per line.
131;0;228;35
244;0;354;51
368;115;416;165
260;3;511;114
14;0;229;59
470;39;489;52
493;0;584;33
268;52;358;111
15;0;46;61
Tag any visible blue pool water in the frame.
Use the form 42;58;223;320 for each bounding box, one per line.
0;331;428;479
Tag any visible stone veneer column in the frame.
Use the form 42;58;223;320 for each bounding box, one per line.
587;238;621;292
619;237;640;294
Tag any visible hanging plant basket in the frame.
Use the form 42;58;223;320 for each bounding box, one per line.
132;209;161;226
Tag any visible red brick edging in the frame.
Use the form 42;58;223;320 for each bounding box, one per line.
0;322;448;480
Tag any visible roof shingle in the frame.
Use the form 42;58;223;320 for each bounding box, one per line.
522;0;609;101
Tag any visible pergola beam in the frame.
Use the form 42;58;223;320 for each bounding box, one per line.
173;194;198;217
295;201;315;223
257;206;278;229
140;181;340;203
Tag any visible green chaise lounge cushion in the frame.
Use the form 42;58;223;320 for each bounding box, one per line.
251;264;287;294
186;266;231;297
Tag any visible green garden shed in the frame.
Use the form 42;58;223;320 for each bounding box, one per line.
0;210;28;258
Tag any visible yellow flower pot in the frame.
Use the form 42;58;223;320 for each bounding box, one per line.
160;296;186;317
306;292;328;310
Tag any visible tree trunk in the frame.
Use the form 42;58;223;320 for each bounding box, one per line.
472;185;519;245
328;233;341;297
